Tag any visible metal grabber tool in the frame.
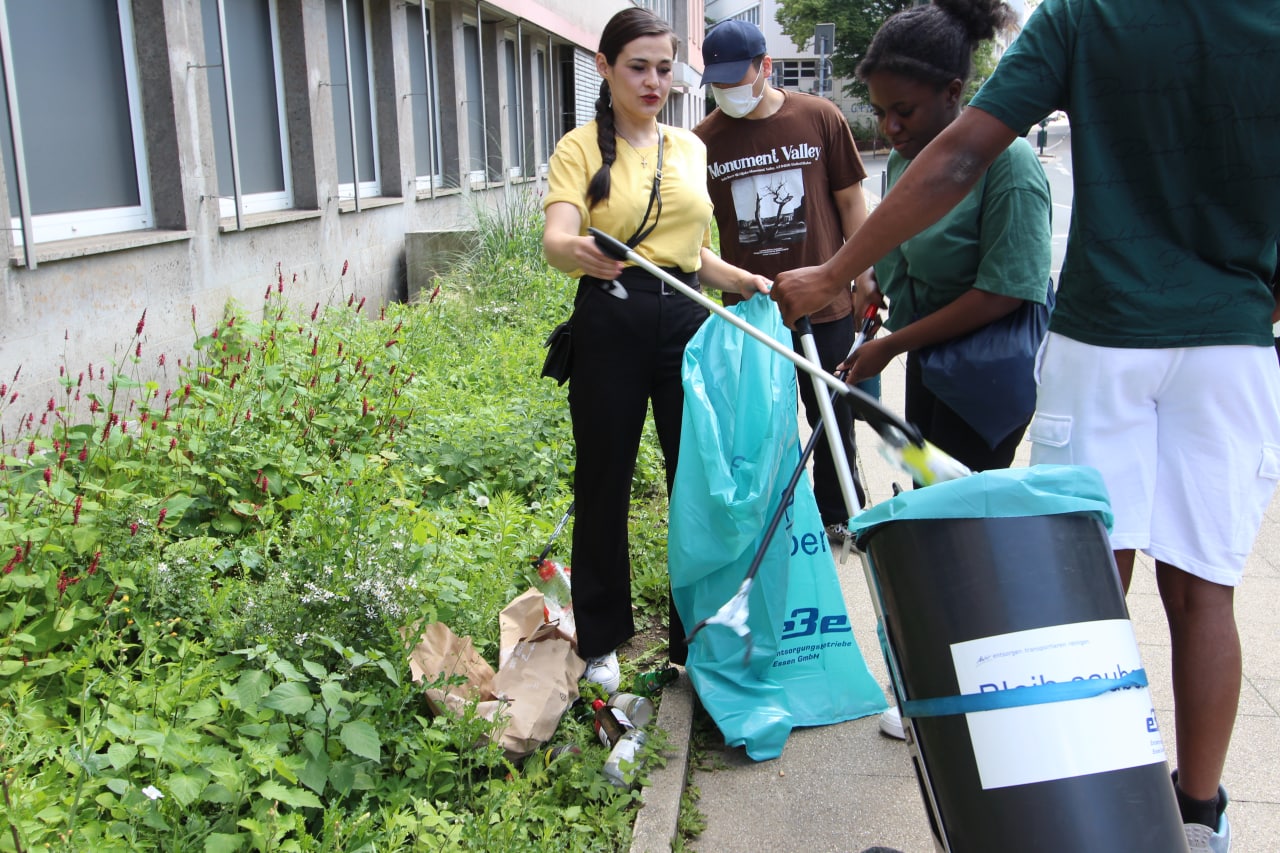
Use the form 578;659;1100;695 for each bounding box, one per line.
588;228;969;658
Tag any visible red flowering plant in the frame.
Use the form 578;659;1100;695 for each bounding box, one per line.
0;199;669;850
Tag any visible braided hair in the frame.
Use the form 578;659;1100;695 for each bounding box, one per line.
586;8;677;209
857;0;1017;89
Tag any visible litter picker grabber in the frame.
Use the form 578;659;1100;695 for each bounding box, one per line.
588;227;964;480
597;223;963;628
589;226;969;647
531;501;574;568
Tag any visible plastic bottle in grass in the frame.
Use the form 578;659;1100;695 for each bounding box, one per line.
534;558;575;637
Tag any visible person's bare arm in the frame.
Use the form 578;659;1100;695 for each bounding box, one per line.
833;182;870;241
771;107;1019;326
698;247;771;298
542;202;624;281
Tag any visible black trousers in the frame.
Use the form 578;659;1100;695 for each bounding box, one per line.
568;270;705;663
793;315;866;524
904;349;1027;481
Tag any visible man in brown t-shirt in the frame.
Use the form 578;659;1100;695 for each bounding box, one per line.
696;19;875;534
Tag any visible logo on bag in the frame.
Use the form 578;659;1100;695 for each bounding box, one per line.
781;606;852;640
774;607;855;668
780;491;830;558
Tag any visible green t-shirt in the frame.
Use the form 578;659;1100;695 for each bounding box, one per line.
970;0;1280;348
876;139;1052;333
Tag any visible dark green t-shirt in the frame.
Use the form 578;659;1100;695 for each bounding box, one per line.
876;140;1052;333
970;0;1280;348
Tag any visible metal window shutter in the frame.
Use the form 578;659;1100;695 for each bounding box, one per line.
573;48;600;128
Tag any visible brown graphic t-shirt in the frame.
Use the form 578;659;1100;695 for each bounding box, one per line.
695;90;867;322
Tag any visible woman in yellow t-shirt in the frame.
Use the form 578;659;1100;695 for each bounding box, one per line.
542;8;768;692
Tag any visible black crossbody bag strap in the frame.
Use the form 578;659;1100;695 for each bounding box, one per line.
624;130;664;248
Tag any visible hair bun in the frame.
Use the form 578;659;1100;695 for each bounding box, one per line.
933;0;1017;44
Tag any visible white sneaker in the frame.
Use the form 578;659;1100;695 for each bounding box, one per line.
879;705;906;740
582;652;620;694
1184;788;1231;853
1184;815;1230;852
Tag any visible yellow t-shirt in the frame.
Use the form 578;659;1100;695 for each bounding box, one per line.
544;121;712;275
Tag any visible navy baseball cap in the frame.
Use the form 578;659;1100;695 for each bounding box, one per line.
701;20;767;86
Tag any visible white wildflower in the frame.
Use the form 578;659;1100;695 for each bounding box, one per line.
141;785;164;800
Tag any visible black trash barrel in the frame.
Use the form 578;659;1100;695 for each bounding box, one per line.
861;510;1187;852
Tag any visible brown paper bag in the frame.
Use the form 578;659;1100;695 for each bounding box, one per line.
408;620;498;717
408;588;584;759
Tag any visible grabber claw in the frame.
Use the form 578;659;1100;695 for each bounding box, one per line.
684;577;755;665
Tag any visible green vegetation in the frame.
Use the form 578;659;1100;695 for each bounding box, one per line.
0;188;673;851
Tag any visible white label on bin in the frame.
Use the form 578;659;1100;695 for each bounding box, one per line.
949;619;1166;790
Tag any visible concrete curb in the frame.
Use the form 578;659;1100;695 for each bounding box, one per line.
629;669;695;853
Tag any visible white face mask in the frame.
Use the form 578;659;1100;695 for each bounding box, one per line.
712;66;764;118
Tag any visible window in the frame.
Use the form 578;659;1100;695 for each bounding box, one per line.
660;92;682;127
571;48;600;129
462;23;485;183
325;0;379;200
532;46;551;171
0;0;152;246
405;2;441;191
503;39;521;177
202;0;293;221
774;59;824;93
635;0;672;21
729;5;761;27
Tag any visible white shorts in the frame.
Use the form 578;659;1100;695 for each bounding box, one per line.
1028;333;1280;586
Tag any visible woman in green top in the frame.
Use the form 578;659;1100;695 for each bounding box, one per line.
842;0;1052;472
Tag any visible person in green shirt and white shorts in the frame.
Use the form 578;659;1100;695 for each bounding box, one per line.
770;3;1280;850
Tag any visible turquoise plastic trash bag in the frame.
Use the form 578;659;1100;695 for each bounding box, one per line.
847;464;1115;541
669;296;888;761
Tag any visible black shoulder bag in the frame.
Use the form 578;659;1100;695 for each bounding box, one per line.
909;275;1054;450
541;132;664;384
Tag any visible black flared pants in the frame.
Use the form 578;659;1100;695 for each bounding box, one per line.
568;270;705;663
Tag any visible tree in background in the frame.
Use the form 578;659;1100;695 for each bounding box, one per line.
774;0;912;102
775;1;1005;104
965;40;998;103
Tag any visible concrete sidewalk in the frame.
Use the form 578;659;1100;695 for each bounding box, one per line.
630;349;1280;853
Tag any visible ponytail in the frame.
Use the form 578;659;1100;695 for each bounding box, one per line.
587;81;616;209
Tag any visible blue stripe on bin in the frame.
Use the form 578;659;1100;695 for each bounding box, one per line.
901;669;1148;719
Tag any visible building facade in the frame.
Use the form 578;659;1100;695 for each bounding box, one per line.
0;0;707;435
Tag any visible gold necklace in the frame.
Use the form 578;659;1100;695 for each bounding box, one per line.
617;131;658;168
